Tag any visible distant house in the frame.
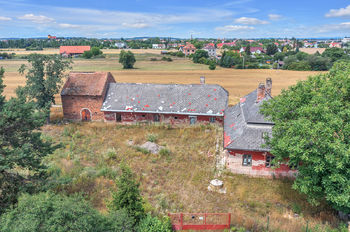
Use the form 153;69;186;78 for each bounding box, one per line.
299;48;326;55
48;34;57;40
59;46;91;57
217;42;236;49
183;42;196;56
329;42;342;48
240;47;265;54
115;42;126;49
224;78;297;178
152;44;166;49
342;37;350;44
203;44;216;57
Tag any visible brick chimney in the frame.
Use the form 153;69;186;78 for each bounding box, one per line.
200;76;206;84
266;78;272;96
256;83;265;102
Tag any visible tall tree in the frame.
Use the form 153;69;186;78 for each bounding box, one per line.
266;43;278;55
245;44;251;55
0;67;5;108
19;54;72;122
119;50;136;69
0;68;56;214
261;61;350;214
109;163;145;224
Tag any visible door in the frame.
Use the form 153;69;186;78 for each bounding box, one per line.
116;113;122;122
81;109;91;121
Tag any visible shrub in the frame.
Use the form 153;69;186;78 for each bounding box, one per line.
198;57;208;64
209;61;216;70
287;61;311;71
119;50;136;69
147;134;158;142
150;58;158;61
176;51;185;57
193;50;209;63
137;215;172;232
82;50;93;59
104;209;135;232
91;47;102;56
161;57;172;62
134;146;150;154
159;148;171;157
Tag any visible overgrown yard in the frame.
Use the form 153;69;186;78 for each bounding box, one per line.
43;122;340;232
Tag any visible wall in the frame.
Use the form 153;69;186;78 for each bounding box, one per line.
225;149;297;178
103;111;224;125
62;95;105;121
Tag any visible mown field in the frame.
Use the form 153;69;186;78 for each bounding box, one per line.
0;49;322;105
43;123;339;232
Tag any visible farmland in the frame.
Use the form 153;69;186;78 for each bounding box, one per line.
0;49;322;105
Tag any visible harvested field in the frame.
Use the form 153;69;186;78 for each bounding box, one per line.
0;56;322;105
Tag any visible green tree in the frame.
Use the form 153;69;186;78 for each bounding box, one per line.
137;215;172;232
192;50;209;63
104;209;135;232
322;47;348;63
260;61;350;213
0;68;56;214
119;50;136;69
273;52;285;61
91;47;102;56
209;60;216;70
266;43;278;55
0;67;5;107
0;192;107;232
82;50;93;59
245;44;251;55
18;54;72;122
109;163;145;224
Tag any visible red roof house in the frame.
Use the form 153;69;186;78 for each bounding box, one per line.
59;46;91;57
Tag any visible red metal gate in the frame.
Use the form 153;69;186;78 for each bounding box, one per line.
168;213;231;230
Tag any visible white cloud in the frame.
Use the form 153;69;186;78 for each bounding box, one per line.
18;14;55;23
234;17;268;25
215;25;254;32
58;23;80;29
122;22;150;29
0;16;11;21
268;14;282;20
325;5;350;17
316;22;350;33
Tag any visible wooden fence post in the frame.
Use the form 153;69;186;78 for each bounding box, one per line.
180;213;183;230
228;213;231;228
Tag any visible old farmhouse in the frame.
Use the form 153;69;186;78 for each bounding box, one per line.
61;72;295;177
59;46;91;57
224;79;296;178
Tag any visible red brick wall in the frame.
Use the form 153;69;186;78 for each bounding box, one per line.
62;95;105;121
226;149;297;178
103;111;223;125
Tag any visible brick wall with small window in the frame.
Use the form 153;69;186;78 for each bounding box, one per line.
225;149;297;178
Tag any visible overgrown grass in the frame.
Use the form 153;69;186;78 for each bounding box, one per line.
43;122;341;231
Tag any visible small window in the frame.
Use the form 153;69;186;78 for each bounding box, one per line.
209;117;215;123
174;116;178;120
154;114;160;122
189;116;197;125
142;114;146;118
242;154;252;166
265;155;275;168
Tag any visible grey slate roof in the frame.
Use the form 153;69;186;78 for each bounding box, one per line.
101;83;228;116
224;89;273;152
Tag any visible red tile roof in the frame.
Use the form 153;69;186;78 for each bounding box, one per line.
61;72;114;96
59;46;91;55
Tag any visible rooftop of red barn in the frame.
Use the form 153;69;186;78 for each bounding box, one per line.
61;72;114;96
59;46;91;54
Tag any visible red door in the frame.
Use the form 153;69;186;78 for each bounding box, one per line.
81;109;91;121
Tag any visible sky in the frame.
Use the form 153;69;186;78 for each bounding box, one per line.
1;0;350;38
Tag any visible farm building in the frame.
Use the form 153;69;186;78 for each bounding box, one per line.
182;42;196;56
59;46;91;57
61;72;116;121
61;72;228;125
224;78;297;178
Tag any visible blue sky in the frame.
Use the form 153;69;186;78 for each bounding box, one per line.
1;0;350;38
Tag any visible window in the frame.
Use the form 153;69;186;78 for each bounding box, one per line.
209;117;216;123
265;155;275;168
174;116;178;120
116;114;122;122
142;114;146;118
189;116;197;125
242;154;252;166
153;114;160;122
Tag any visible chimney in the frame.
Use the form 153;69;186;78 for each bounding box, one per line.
266;77;272;96
200;76;206;84
256;83;265;102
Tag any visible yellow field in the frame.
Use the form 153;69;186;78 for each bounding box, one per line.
0;54;323;105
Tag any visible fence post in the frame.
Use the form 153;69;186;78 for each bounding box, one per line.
228;213;231;228
267;215;270;231
204;213;207;225
180;213;183;230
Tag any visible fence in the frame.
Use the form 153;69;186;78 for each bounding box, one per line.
168;213;231;231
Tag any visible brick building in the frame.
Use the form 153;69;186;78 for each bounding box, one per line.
61;72;115;121
223;78;297;178
59;46;91;57
182;42;196;56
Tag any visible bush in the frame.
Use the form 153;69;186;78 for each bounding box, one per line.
161;57;172;62
176;51;185;57
159;148;171;157
82;50;93;59
147;134;158;142
137;215;172;232
198;57;208;64
150;58;158;61
134;146;150;154
104;209;135;232
209;61;216;70
246;63;259;69
91;47;102;56
0;192;106;232
287;61;312;71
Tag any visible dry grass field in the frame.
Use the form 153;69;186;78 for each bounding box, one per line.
43;123;340;232
0;53;322;105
